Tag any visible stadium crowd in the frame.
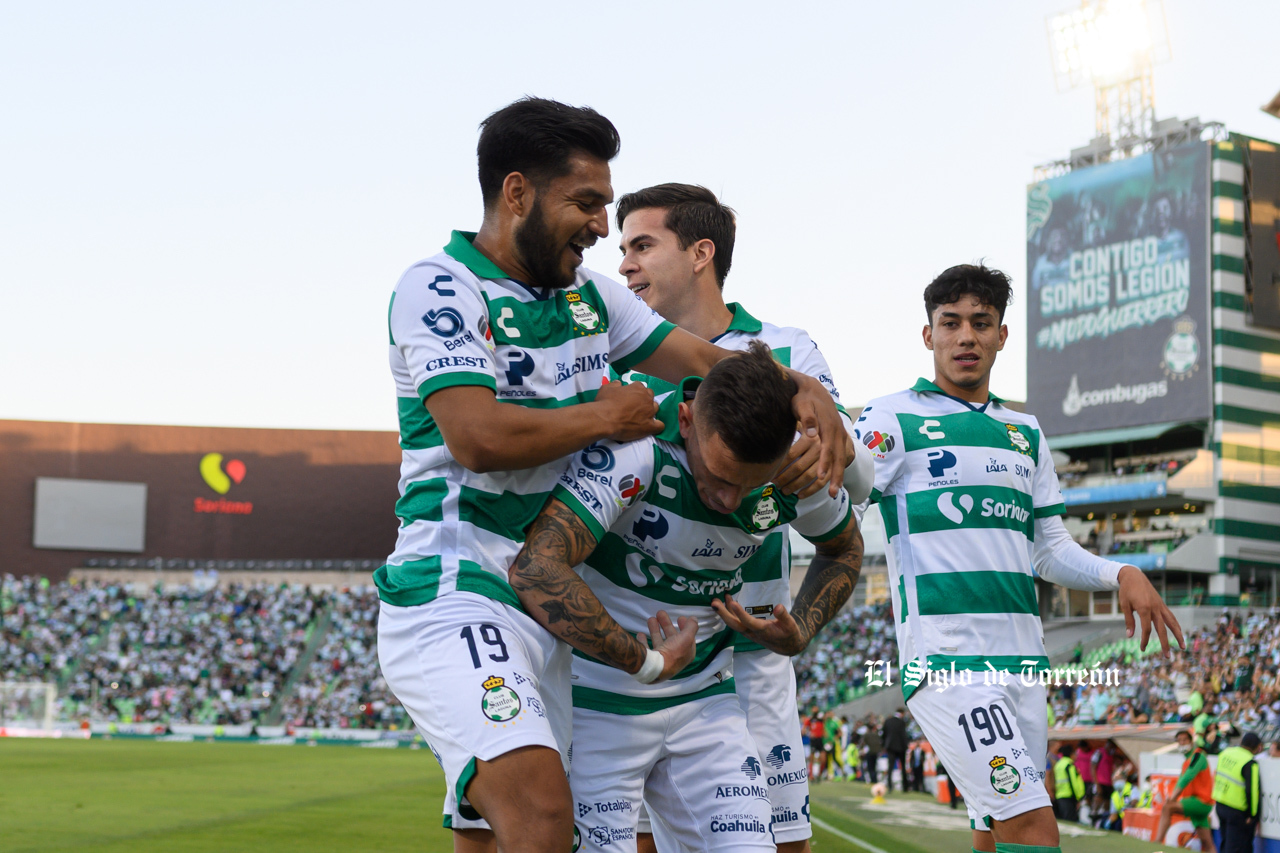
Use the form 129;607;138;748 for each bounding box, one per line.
793;601;896;710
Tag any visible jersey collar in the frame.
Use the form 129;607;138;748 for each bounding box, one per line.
911;376;1005;411
654;376;703;445
710;303;763;343
444;230;513;281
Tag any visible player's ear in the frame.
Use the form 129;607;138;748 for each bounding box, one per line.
677;401;694;440
997;324;1008;351
502;171;535;218
922;324;934;351
690;238;716;277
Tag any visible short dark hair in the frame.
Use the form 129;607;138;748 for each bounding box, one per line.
696;340;797;464
477;98;621;209
923;262;1013;324
615;183;737;287
1059;743;1075;757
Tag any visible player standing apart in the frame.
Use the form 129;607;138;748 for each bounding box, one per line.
377;98;852;853
854;264;1182;853
615;184;873;853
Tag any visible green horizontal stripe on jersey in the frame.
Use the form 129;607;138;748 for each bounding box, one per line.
502;388;599;408
646;445;800;532
458;485;549;543
551;483;607;544
916;570;1038;616
481;279;612;347
573;627;733;681
582;532;785;607
398;396;443;450
896;411;1040;464
904;485;1035;539
614;321;677;374
373;558;523;611
924;654;1051;673
417;370;496;402
805;500;852;543
395;477;447;526
1034;502;1066;518
571;678;736;715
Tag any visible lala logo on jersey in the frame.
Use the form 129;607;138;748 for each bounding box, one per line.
1006;423;1032;455
751;486;780;531
616;474;645;508
862;430;895;458
564;291;601;333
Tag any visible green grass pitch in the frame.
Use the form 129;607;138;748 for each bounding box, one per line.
2;740;1164;852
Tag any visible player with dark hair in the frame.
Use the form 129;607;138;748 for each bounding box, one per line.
378;98;852;853
508;341;864;852
853;263;1181;853
614;183;873;853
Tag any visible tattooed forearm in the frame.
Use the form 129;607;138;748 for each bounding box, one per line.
509;499;647;674
789;518;864;653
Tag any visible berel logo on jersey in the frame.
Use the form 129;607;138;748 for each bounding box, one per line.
422;307;464;338
581;443;615;472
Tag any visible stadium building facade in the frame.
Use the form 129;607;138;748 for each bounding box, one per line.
0;419;401;581
1026;128;1280;614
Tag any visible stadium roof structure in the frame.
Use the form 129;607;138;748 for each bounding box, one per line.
1050;722;1185;765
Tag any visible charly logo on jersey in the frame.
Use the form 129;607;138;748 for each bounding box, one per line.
766;744;792;769
925;449;959;487
862;430;896;459
989;756;1021;796
1005;423;1032;455
1162;315;1200;380
479;675;522;724
503;350;536;390
918;419;946;440
751;486;780;531
741;756;763;780
422;306;465;338
615;474;645;508
564;291;602;333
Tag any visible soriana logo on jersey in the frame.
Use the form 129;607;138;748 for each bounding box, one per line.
195;453;253;515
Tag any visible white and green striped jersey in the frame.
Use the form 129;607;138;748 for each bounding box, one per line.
377;231;674;609
626;303;850;652
853;379;1067;701
553;378;852;715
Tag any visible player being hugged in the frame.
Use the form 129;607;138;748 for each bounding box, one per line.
854;263;1182;853
508;341;864;853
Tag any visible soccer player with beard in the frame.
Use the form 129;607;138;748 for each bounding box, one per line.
852;263;1182;853
613;184;871;853
377;99;853;853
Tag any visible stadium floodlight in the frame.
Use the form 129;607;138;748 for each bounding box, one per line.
1047;0;1171;145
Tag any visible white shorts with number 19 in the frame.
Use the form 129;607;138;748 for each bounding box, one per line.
377;592;571;829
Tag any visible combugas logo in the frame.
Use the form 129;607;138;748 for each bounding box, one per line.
196;453;252;515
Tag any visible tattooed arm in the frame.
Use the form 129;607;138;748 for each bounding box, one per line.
509;497;697;678
712;512;864;656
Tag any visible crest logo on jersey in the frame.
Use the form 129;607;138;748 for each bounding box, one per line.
565;292;601;333
862;430;896;458
741;756;763;779
937;491;974;525
616;474;645;508
1006;424;1032;455
631;508;669;542
581;443;615;472
766;745;792;769
752;486;780;531
989;756;1021;796
480;675;522;723
422;306;464;338
918;419;946;440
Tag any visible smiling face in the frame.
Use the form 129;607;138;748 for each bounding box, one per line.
922;295;1008;400
678;401;781;515
617;207;702;317
512;153;613;289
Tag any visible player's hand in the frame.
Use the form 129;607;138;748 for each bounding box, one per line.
594;379;662;442
784;371;852;498
711;593;808;656
773;431;822;497
636;610;697;682
1118;565;1185;656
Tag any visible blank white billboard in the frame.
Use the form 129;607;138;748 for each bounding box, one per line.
33;478;147;552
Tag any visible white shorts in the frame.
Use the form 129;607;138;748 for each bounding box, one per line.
906;674;1052;829
571;691;774;852
377;592;571;830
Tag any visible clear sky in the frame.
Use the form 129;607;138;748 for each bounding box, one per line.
2;1;1277;431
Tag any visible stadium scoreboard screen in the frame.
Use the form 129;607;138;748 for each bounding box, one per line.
1025;142;1212;436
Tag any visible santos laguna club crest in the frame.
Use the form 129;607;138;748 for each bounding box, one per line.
1162;316;1200;380
989;756;1021;796
752;486;780;531
480;675;522;724
565;291;601;333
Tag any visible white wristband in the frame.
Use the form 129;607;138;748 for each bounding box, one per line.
633;648;664;684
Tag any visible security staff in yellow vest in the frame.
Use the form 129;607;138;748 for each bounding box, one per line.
1136;775;1155;809
1107;773;1136;832
1213;732;1264;853
1052;743;1086;822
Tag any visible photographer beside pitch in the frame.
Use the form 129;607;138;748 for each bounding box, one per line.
377;97;853;853
852;264;1183;853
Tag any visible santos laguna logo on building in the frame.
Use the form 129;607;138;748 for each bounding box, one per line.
195;453;253;515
